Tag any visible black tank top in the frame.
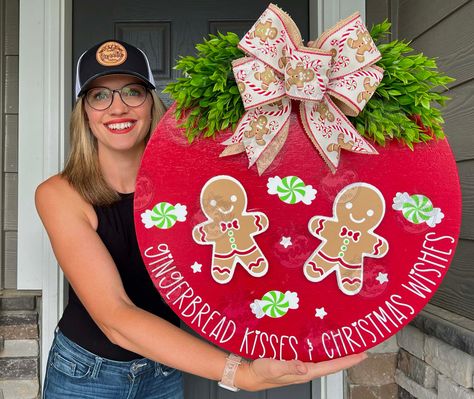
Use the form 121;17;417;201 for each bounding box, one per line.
58;193;180;361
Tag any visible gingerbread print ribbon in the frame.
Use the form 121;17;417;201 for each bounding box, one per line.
220;4;384;174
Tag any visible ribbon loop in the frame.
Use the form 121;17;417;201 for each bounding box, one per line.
222;4;384;174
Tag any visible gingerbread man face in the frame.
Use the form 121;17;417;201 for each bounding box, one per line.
254;67;278;90
335;184;385;232
347;30;374;63
285;63;315;90
251;20;278;42
200;177;247;222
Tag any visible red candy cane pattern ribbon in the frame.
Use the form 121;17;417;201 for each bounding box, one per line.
221;4;384;174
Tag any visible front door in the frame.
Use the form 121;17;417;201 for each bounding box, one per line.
73;1;315;398
73;0;309;105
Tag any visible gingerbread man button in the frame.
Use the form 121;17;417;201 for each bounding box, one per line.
304;183;389;295
192;176;269;284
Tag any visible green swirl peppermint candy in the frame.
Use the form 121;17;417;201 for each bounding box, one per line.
402;194;433;224
150;202;178;229
260;290;291;318
276;176;308;204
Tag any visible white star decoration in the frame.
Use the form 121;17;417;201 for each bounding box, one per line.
280;236;292;248
376;272;389;284
191;262;202;273
315;307;327;319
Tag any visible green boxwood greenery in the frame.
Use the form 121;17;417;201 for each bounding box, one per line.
163;32;244;141
351;21;454;147
164;22;454;147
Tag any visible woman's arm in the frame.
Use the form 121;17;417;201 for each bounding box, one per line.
35;175;366;391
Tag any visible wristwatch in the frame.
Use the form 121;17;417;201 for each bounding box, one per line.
218;353;242;392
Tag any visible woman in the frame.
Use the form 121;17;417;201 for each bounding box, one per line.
36;39;366;398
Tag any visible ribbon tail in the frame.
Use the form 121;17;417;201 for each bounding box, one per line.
221;110;254;147
238;98;292;171
220;108;260;159
301;96;377;172
256;119;290;175
300;101;336;173
220;142;246;157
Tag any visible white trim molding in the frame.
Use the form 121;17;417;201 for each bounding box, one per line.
314;0;366;36
18;0;72;381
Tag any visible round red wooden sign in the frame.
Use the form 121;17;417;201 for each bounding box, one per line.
134;105;461;362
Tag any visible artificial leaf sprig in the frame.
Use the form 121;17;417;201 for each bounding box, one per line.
163;32;244;141
164;22;454;147
350;20;455;147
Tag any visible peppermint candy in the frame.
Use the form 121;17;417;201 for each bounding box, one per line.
267;175;317;205
251;290;299;319
392;193;444;227
141;202;187;229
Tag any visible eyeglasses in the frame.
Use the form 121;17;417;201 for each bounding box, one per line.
85;83;149;111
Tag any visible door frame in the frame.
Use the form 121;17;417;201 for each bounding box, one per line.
18;0;365;395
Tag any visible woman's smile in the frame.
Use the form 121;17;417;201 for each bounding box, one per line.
104;118;137;134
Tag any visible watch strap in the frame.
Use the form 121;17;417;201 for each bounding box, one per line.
218;353;242;392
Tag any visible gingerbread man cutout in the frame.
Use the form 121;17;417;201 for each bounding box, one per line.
244;115;270;146
192;176;269;284
285;62;315;91
347;29;374;63
304;183;389;295
249;20;278;43
357;77;377;103
254;67;278;90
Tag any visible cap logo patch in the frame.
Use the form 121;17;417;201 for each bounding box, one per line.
96;41;127;66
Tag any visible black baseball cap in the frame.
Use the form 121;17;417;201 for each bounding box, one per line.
75;39;156;98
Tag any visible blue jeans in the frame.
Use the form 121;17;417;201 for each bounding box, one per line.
43;329;184;399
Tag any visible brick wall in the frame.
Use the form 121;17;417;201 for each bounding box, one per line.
0;293;40;399
395;306;474;399
345;306;474;399
346;336;399;399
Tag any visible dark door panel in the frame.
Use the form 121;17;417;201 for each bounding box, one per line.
73;0;309;105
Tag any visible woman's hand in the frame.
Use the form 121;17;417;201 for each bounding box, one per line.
236;353;367;391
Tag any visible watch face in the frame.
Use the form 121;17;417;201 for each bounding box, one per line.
134;105;461;362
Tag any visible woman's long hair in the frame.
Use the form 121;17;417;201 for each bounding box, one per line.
61;90;166;205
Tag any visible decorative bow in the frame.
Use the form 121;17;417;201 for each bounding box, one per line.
220;219;240;232
220;4;384;174
340;226;361;242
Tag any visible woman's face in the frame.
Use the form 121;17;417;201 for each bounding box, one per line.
83;74;153;156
